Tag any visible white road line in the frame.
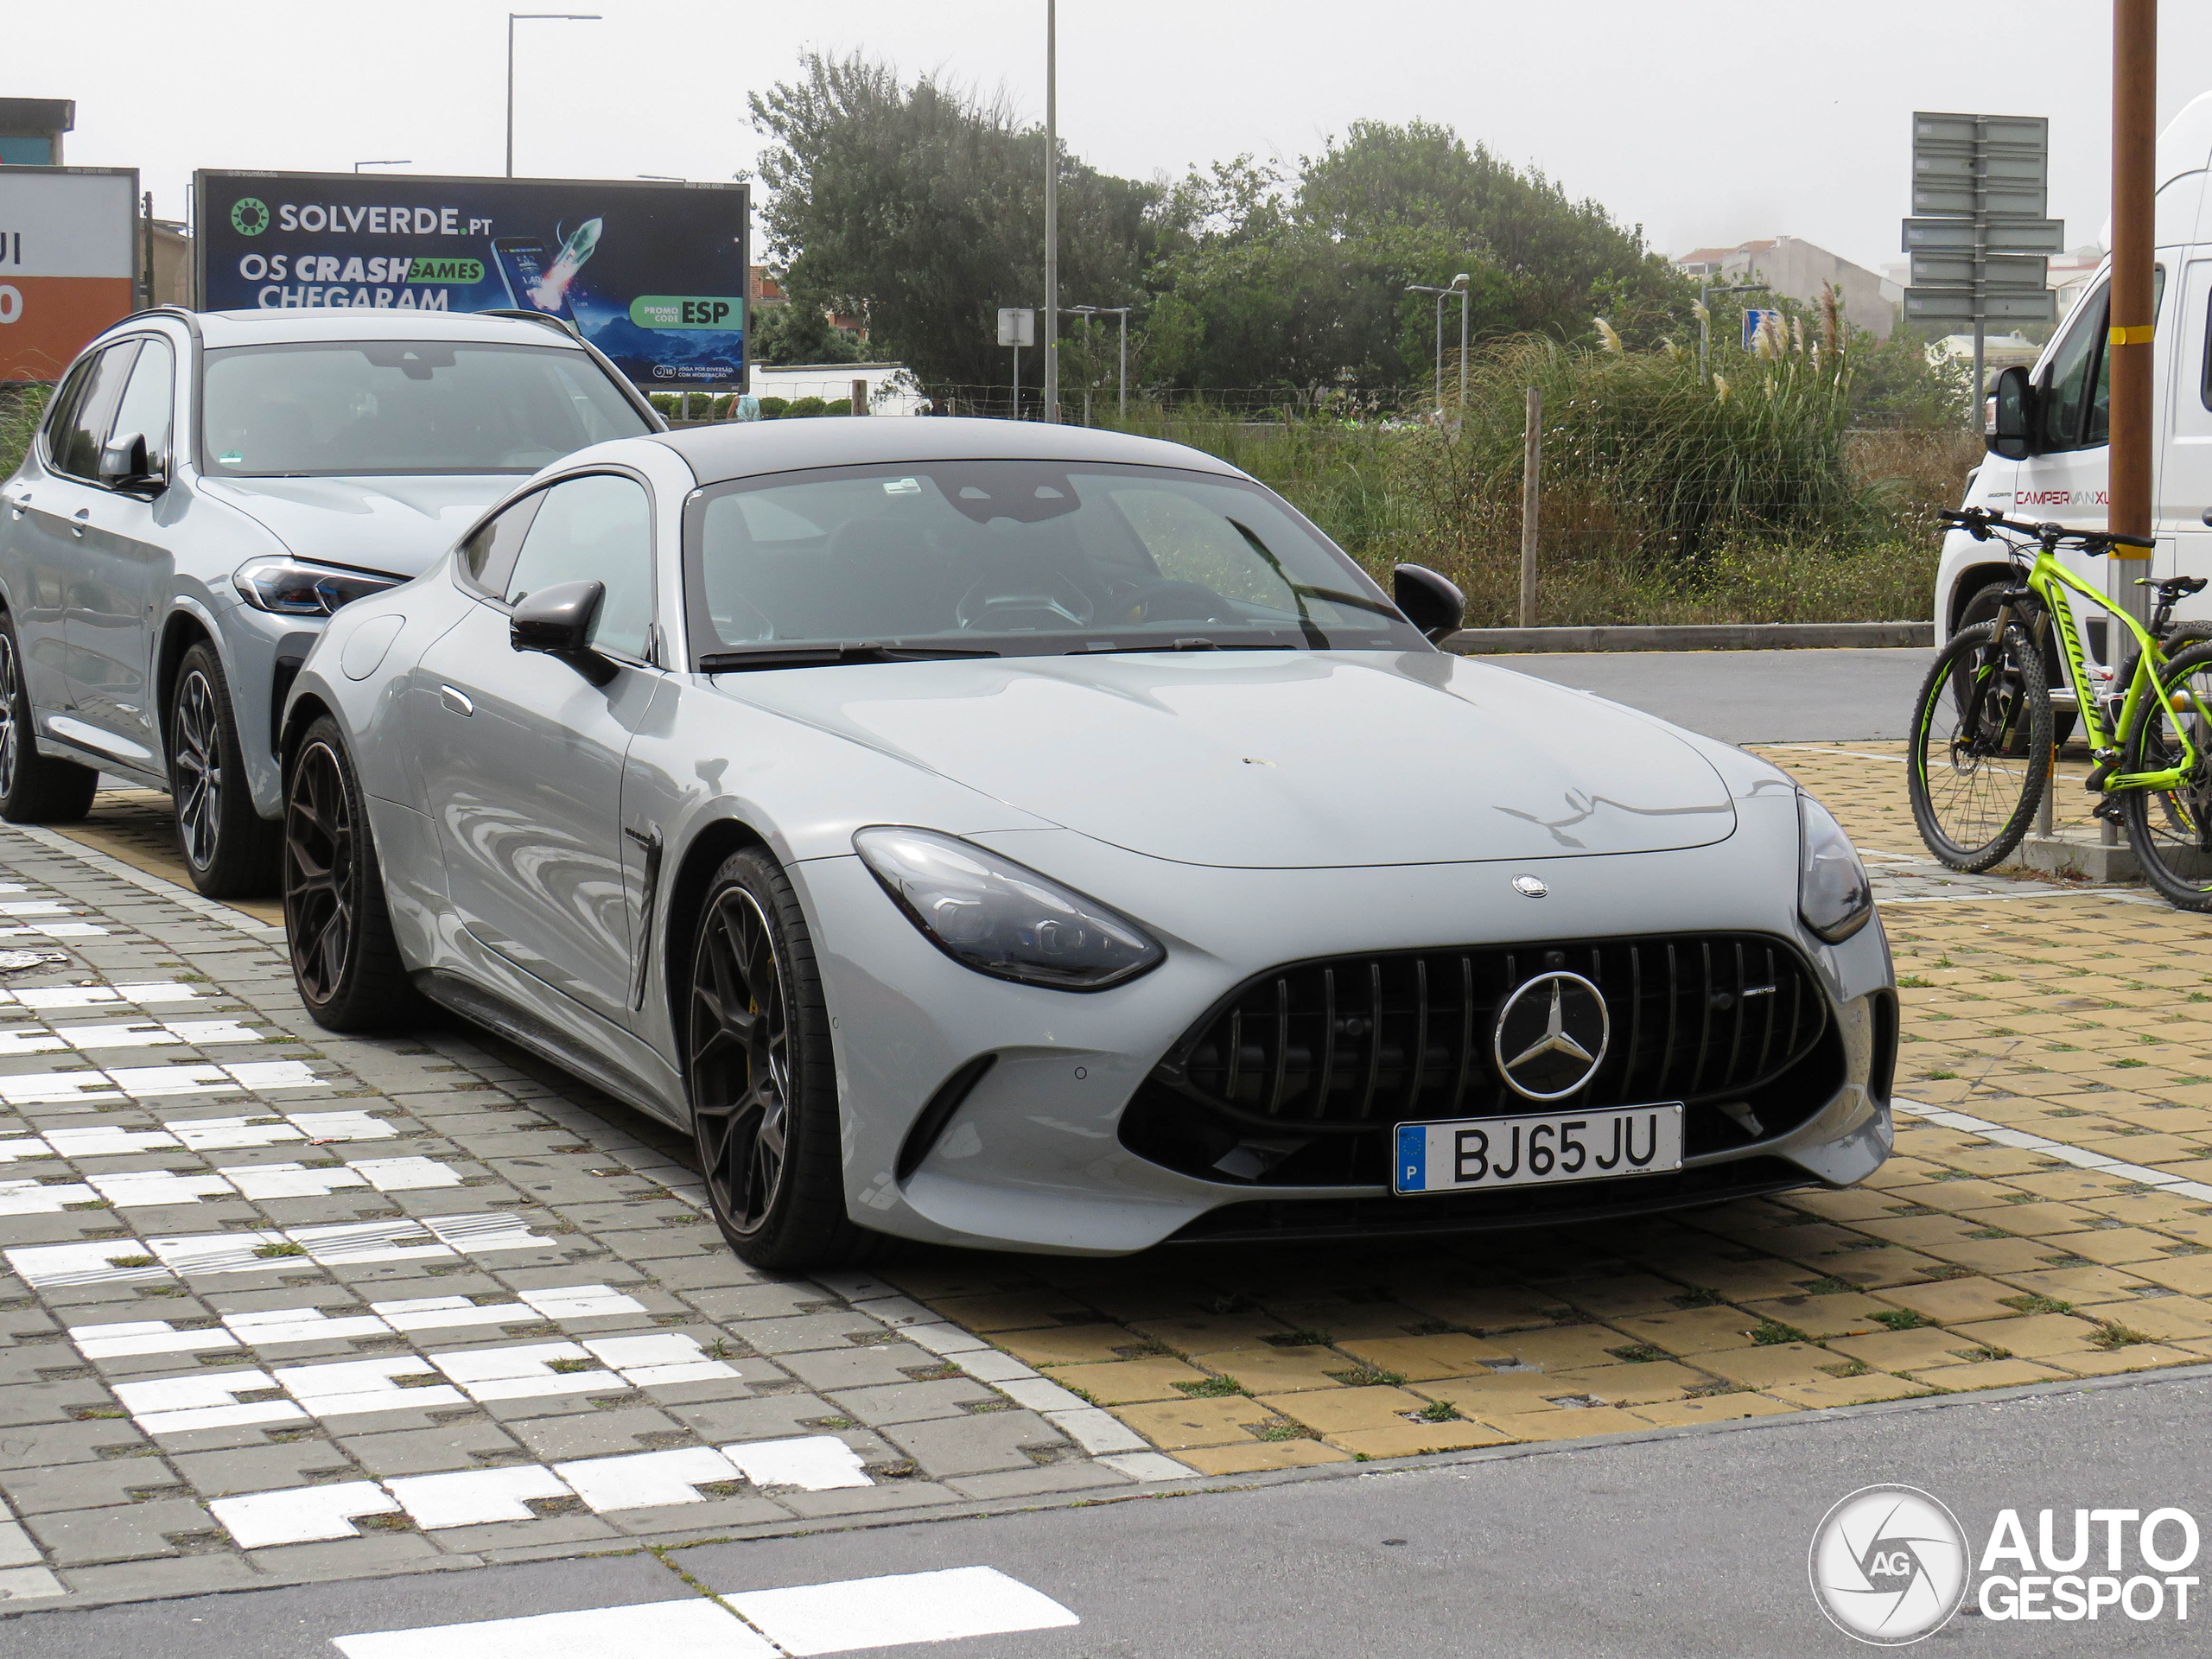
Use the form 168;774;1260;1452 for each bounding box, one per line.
1892;1097;2212;1204
68;1283;647;1360
3;1211;553;1289
730;1566;1081;1656
0;979;205;1011
1765;744;1908;763
0;1107;392;1164
1880;887;2139;905
333;1599;768;1659
0;1059;319;1107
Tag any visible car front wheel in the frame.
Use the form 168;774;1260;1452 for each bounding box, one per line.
686;848;864;1268
169;641;280;896
283;715;421;1032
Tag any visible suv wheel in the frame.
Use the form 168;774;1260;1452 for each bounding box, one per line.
168;642;280;897
0;613;95;823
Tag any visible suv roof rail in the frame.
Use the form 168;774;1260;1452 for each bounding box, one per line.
480;308;581;339
110;305;203;344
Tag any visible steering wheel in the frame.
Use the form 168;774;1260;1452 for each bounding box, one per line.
1097;576;1236;626
956;576;1096;632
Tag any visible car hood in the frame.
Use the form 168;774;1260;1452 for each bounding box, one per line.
198;474;512;577
714;651;1737;868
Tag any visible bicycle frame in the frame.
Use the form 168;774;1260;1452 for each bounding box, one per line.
2005;548;2198;791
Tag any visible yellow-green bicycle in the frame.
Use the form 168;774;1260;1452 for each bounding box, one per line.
1908;505;2212;910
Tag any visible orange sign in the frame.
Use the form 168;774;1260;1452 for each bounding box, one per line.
0;167;139;383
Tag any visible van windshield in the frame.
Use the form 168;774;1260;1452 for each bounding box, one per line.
200;340;648;477
683;461;1427;663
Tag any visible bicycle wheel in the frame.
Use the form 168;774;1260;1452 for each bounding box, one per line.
1908;620;2052;872
2120;639;2212;912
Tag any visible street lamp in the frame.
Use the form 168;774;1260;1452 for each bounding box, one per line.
1406;273;1470;422
353;160;411;173
1071;304;1131;422
1042;0;1059;423
507;13;599;179
1698;279;1770;379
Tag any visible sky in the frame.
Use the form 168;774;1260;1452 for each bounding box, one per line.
14;1;2212;277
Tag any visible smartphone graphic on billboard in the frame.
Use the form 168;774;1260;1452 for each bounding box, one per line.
490;236;571;319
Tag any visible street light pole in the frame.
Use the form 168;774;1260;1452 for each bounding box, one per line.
1041;0;1060;423
1452;271;1470;422
1071;304;1133;423
1407;283;1451;418
1697;279;1770;379
507;13;599;179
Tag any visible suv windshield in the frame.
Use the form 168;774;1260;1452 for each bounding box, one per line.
200;340;649;477
683;461;1424;663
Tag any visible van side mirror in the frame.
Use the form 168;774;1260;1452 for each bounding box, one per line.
510;579;616;684
98;431;164;493
1987;366;2038;461
1392;563;1465;644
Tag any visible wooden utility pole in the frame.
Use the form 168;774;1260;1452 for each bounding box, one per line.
2109;0;2156;625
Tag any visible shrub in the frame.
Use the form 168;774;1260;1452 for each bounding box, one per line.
823;397;854;416
758;396;791;418
2;384;54;480
785;396;828;418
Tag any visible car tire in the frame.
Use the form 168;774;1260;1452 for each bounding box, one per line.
283;715;423;1032
169;642;282;897
1956;579;2077;747
0;613;95;823
685;847;868;1269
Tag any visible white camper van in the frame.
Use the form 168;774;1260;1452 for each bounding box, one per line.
1936;92;2212;683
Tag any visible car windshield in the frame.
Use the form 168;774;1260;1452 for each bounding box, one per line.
200;340;649;477
683;461;1425;663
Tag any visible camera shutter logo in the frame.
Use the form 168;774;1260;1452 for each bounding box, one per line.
1491;971;1608;1100
231;198;270;237
1808;1484;1969;1645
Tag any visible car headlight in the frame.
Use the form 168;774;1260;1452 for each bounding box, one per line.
232;560;401;616
1797;791;1872;943
853;825;1164;991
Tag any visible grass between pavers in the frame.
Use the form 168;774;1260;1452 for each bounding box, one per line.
861;742;2212;1473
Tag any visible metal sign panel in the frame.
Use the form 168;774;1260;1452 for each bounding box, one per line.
1912;178;2049;218
0;166;140;382
997;307;1034;346
1913;111;2049;153
1904;287;2058;324
1911;143;2049;190
1902;217;2066;253
194;169;750;391
1908;251;2050;288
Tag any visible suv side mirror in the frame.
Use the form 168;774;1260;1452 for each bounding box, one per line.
98;431;164;493
1987;365;2038;461
1392;563;1465;644
510;579;616;684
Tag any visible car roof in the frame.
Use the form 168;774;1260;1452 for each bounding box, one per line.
148;309;591;351
655;416;1252;486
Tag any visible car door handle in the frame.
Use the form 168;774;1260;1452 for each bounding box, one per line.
70;508;89;539
439;685;474;717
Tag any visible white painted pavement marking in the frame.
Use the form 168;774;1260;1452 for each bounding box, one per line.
65;1283;648;1359
0;1109;396;1165
0;1489;65;1602
730;1566;1081;1656
5;1211;554;1288
1892;1096;2212;1204
721;1434;870;1491
0;1059;318;1107
0;922;107;938
0;980;205;1010
211;1481;400;1549
552;1446;743;1511
383;1465;574;1530
0;1018;262;1056
332;1599;770;1659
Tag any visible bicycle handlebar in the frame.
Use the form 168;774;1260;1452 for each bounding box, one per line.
1939;505;2158;553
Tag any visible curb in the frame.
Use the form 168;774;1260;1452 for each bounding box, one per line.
1446;620;1935;654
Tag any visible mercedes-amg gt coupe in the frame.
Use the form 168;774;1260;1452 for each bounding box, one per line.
280;417;1897;1267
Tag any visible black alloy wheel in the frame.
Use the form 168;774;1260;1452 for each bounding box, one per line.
282;716;419;1031
0;616;94;823
686;849;862;1268
168;642;280;896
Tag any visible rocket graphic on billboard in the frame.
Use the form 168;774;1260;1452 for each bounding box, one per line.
0;167;139;382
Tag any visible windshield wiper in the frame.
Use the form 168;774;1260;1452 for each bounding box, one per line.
1069;637;1296;654
697;643;1001;672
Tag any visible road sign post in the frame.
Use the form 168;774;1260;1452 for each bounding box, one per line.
998;307;1035;419
1903;111;2063;423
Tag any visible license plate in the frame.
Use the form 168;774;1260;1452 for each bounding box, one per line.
1393;1103;1684;1195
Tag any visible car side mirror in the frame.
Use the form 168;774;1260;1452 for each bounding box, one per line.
510;579;616;685
1392;563;1465;644
1987;365;2037;461
98;431;164;493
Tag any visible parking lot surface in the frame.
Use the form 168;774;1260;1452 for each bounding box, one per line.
1;664;2208;1616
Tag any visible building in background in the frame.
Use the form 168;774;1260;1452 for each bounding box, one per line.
1675;236;1892;339
0;99;70;166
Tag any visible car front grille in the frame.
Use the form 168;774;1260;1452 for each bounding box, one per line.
1119;932;1840;1187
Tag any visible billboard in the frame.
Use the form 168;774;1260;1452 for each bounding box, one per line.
0;166;140;382
194;170;748;391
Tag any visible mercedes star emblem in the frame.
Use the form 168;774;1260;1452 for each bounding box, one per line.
1511;874;1548;898
1492;970;1610;1100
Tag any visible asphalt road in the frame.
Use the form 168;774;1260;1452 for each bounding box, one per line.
1479;646;1936;743
11;1366;2210;1657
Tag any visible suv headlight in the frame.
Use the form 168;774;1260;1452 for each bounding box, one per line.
853;826;1164;991
232;559;401;616
1797;791;1872;943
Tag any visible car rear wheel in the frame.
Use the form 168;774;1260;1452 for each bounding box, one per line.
0;614;95;823
283;716;422;1031
169;642;280;897
686;848;866;1268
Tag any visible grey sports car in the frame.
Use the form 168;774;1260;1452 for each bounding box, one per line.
281;417;1897;1267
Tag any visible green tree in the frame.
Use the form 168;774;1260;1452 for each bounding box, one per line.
749;293;865;365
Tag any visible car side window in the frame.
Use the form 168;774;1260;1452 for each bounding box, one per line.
2085;264;2164;448
106;337;175;465
2039;280;2105;454
503;474;653;660
49;343;139;481
457;493;543;596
